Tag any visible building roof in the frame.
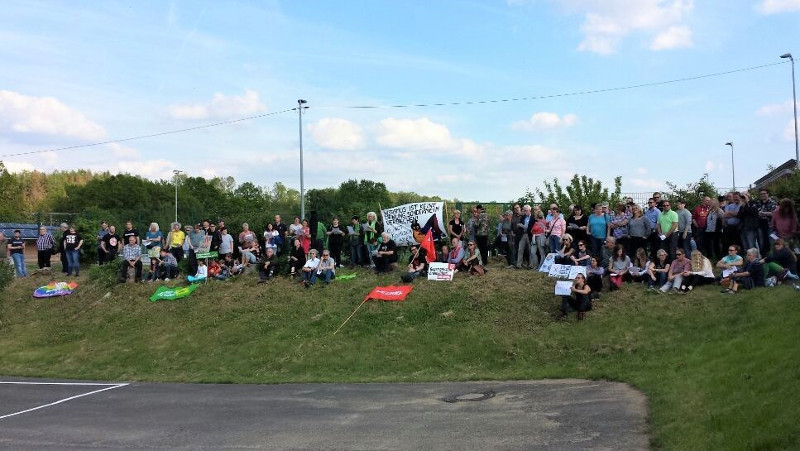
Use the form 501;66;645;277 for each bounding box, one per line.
0;223;60;240
752;159;798;189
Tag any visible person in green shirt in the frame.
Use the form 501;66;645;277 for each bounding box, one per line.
656;200;679;260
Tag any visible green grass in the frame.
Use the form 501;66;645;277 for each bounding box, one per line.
1;261;798;449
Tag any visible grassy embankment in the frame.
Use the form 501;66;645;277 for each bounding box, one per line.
1;260;798;449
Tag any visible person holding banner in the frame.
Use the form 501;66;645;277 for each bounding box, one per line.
559;273;592;320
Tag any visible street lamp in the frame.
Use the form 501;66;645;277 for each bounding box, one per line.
173;169;183;222
780;53;799;168
725;142;735;192
297;99;308;220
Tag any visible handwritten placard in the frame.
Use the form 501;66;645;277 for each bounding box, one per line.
427;262;455;281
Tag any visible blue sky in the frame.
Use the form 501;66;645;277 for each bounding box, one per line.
1;0;799;202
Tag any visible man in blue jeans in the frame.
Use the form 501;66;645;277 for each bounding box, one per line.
8;229;27;277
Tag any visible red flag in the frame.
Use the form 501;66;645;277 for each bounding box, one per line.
421;229;436;263
365;285;413;302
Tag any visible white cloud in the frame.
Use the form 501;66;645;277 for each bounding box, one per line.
649;26;693;50
636;167;648;174
308;117;366;150
435;174;476;184
512;112;579;131
0;90;106;140
755;0;800;14
108;143;140;159
553;0;694;54
376;117;454;149
3;161;36;173
630;178;664;189
167;89;267;120
756;100;797;116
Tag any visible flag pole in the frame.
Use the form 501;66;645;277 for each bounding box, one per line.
333;298;369;335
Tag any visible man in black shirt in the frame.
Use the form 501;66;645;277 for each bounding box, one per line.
273;215;288;256
122;221;140;245
101;225;121;264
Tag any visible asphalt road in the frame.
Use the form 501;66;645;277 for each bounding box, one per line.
0;378;648;450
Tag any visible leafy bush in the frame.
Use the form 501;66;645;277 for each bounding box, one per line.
0;260;14;293
665;174;720;208
87;261;119;288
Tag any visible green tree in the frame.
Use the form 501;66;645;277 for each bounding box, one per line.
528;174;622;212
665;174;720;209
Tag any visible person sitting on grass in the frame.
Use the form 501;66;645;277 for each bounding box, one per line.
258;247;279;284
608;244;631;291
760;238;798;281
301;249;320;287
374;232;398;273
716;244;744;286
219;253;242;280
586;257;605;296
402;247;429;283
559;273;592;321
288;238;306;278
721;248;765;294
312;249;336;286
555;234;575;264
569;240;592;267
155;248;178;281
630;247;650;283
207;259;221;279
681;250;715;292
447;237;464;266
660;249;691;293
437;244;450;263
188;259;207;284
647;249;670;290
458;240;485;275
117;235;142;283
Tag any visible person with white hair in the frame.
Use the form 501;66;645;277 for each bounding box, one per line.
144;222;163;278
374;231;397;273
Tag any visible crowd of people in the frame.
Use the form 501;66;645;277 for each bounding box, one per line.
3;191;798;316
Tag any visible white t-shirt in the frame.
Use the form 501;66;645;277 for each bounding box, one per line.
219;234;234;254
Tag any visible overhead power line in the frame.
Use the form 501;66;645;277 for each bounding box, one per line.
0;60;788;159
315;61;788;110
0;108;296;158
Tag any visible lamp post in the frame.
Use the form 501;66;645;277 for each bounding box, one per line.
725;142;735;192
173;169;183;222
780;53;799;168
297;99;308;220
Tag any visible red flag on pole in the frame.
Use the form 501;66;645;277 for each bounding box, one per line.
365;285;414;302
421;229;436;263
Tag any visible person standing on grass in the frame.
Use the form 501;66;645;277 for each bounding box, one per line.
118;235;142;283
63;224;83;277
8;229;26;277
347;215;362;268
56;222;69;275
676;200;693;256
474;204;490;264
656;200;679;261
326;217;345;268
273;215;288;256
122;221;140;246
96;221;109;265
36;226;56;270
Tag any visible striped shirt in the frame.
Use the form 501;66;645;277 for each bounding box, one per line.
36;233;56;251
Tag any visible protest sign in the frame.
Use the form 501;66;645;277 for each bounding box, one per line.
538;253;557;272
428;262;455;281
554;281;573;296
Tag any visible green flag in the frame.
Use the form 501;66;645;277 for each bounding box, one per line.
149;284;199;302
